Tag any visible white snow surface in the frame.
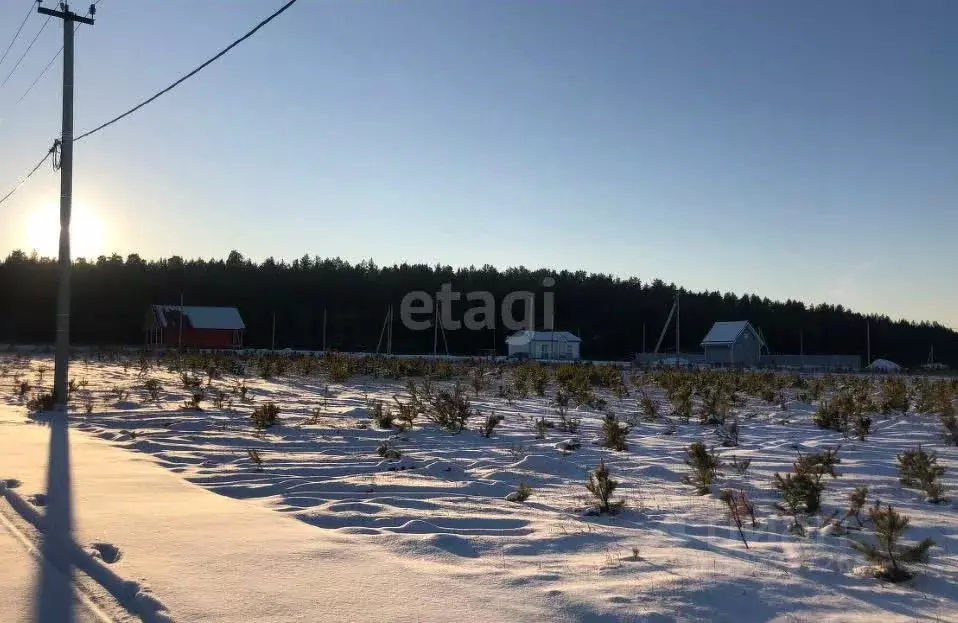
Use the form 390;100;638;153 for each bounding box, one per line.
1;354;956;622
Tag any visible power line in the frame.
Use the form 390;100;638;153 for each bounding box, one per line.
0;1;34;70
0;0;296;208
77;0;299;141
14;0;103;105
0;14;52;91
0;140;59;207
15;23;78;105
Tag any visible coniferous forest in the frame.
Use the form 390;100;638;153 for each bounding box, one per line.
0;250;954;367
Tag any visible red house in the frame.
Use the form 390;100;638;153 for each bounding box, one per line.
145;305;245;349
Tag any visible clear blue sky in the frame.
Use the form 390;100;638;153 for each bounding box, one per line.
0;0;955;328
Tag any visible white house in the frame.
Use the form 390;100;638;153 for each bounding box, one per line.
506;330;581;360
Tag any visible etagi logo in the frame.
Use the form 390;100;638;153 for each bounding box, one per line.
400;277;556;332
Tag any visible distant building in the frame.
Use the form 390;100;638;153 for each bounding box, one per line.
506;330;581;360
145;305;245;349
867;358;902;373
700;321;765;366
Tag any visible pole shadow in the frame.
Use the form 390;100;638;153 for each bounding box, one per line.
34;412;77;623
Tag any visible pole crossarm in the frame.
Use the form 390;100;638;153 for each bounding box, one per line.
38;7;95;25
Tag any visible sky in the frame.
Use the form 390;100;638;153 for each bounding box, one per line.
0;0;955;328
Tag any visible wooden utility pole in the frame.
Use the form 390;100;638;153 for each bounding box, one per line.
675;291;680;356
43;1;94;406
178;292;184;349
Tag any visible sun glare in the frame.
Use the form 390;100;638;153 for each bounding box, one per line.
26;202;106;260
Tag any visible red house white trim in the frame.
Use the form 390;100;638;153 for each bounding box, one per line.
145;305;245;349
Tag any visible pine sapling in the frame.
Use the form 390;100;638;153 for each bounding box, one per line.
774;446;842;533
698;387;729;425
672;387;692;424
506;482;532;503
730;454;752;477
853;413;872;441
376;441;402;459
392;395;418;431
586;460;624;514
715;418;740;447
852;503;934;582
370;400;395;429
251;402;280;430
601;413;630;451
479;412;504;438
683;441;721;495
941;412;958;446
638;390;658;422
534;417;549;440
144;378;162;403
897;445;947;503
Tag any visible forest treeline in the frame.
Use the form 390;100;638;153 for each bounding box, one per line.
0;250;954;366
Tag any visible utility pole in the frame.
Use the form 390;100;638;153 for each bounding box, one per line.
272;311;277;351
433;301;439;357
44;1;94;407
675;291;680;357
178;292;184;349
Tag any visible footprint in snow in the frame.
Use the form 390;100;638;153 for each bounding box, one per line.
28;493;46;506
90;542;123;563
2;478;22;489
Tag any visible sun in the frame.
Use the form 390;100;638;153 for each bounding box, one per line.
26;202;106;260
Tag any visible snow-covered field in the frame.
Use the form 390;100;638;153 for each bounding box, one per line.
2;352;957;622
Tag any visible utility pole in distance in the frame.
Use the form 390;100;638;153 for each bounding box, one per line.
41;2;95;408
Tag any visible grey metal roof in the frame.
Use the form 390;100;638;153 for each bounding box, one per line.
154;305;245;330
506;330;581;345
700;321;764;347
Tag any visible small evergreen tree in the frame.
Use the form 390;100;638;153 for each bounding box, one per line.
506;482;532;503
370;400;394;429
376;441;402;459
729;454;752;477
845;486;869;528
773;447;842;533
897;445;947;503
251;402;280;430
941;412;958;446
880;378;909;413
586;460;624;514
698;387;728;425
426;384;471;433
852;504;934;582
479;412;504;438
638;390;658;422
683;441;721;495
601;413;630;451
672;387;692;424
715;418;740;447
